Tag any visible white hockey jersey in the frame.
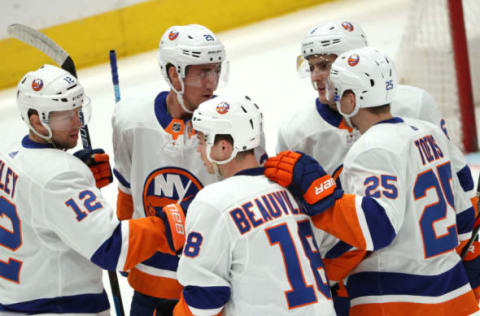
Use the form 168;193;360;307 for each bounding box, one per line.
111;91;268;298
276;85;476;278
276;85;475;200
313;117;478;315
175;168;336;316
0;137;174;315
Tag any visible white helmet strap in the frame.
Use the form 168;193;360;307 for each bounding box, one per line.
168;67;193;114
336;93;360;127
206;143;238;165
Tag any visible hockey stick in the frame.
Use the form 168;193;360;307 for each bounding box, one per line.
461;173;480;258
7;24;92;151
8;24;125;316
107;49;126;316
109;50;121;102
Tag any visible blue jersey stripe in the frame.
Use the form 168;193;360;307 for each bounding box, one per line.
347;261;468;299
457;165;474;192
91;224;122;270
0;290;109;314
142;251;179;271
457;206;475;235
361;197;396;250
325;240;353;259
113;168;131;189
184;285;231;309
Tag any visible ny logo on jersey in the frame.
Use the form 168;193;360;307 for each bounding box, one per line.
143;167;203;216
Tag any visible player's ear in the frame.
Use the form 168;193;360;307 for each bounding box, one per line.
29;112;48;136
167;66;182;91
219;139;233;159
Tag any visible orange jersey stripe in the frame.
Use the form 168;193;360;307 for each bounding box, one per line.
117;188;134;220
350;290;478;316
124;217;174;271
312;194;367;250
173;293;194;316
173;292;223;316
323;249;367;282
472;196;479;218
129;267;182;299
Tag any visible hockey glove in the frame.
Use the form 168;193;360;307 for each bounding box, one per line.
265;151;343;215
74;148;114;189
155;203;186;254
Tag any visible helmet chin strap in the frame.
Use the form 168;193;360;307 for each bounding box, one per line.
175;78;193;114
29;121;62;148
336;100;359;128
205;143;238;179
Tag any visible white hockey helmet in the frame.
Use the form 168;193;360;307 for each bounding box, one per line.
192;95;262;164
17;64;90;140
327;47;397;121
297;20;368;77
158;24;227;113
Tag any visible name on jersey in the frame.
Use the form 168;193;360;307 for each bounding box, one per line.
0;159;19;199
414;134;444;166
229;189;303;235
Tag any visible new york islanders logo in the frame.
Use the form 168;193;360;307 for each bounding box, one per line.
168;31;179;40
348;54;360;66
341;22;354;32
216;102;230;114
31;79;43;91
143;167;203;216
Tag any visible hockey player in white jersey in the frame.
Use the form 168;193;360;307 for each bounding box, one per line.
278;20;478;314
266;47;479;315
281;19;476;214
172;95;339;315
0;64;188;314
112;24;267;315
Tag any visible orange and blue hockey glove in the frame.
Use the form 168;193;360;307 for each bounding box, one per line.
156;203;186;254
264;151;343;215
74;148;114;189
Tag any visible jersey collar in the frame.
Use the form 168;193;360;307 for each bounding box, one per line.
22;135;54;149
234;167;264;177
154;91;195;140
375;117;404;125
316;98;352;132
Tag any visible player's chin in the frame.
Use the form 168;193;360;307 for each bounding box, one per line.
66;133;79;149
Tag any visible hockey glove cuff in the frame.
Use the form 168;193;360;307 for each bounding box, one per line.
265;151;343;215
156;203;186;254
74;148;114;189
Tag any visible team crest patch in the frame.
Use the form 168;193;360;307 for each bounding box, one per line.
216;102;230;114
348;54;360;66
341;22;354;32
31;79;43;91
172;122;182;133
168;31;179;40
143;167;204;217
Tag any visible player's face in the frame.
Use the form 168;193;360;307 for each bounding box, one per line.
197;132;216;174
308;54;337;106
49;108;83;149
183;63;221;111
